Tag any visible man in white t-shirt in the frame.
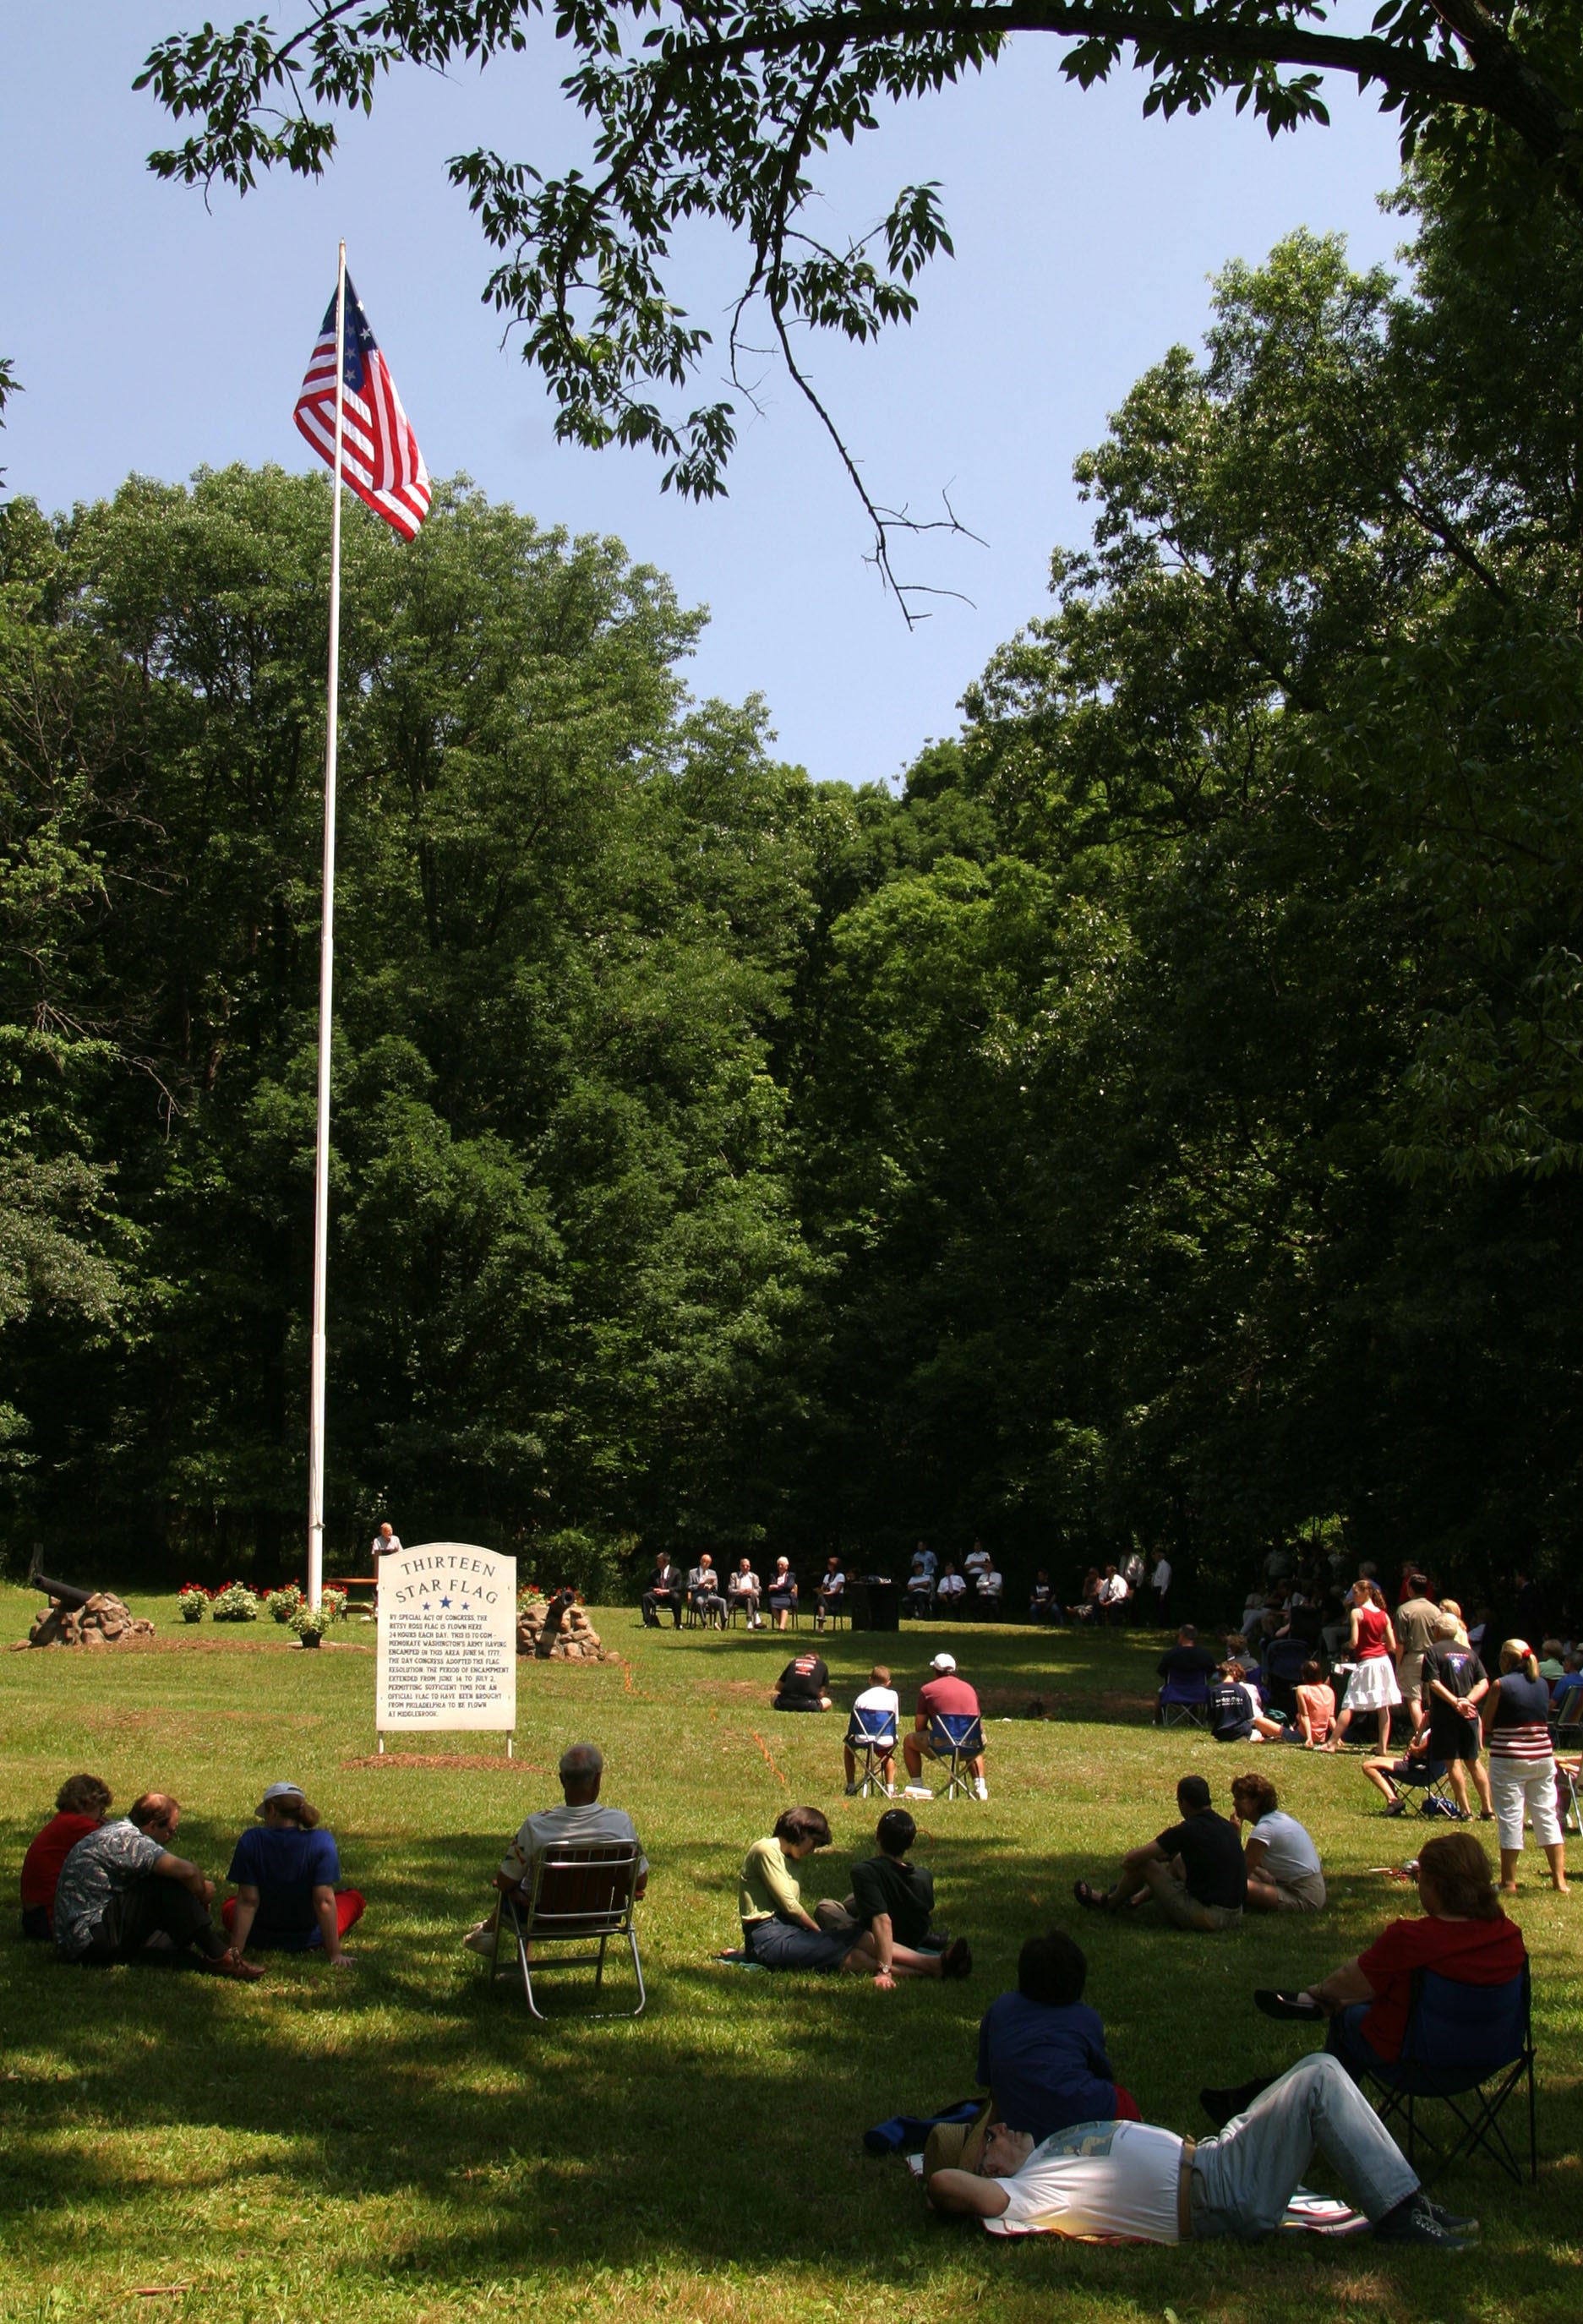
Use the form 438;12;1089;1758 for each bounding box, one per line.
1096;1566;1129;1628
844;1665;902;1794
1229;1773;1326;1912
465;1743;646;1956
1151;1555;1172;1623
925;2054;1471;2248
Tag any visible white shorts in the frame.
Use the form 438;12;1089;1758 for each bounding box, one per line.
1489;1754;1561;1850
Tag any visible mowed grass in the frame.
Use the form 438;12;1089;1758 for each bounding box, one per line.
0;1585;1578;2324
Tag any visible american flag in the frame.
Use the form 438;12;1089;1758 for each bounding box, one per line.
294;276;431;540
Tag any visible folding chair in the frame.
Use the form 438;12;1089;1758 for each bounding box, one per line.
1550;1678;1583;1742
1261;1636;1310;1721
1359;1963;1536;2187
1155;1676;1211;1730
846;1706;898;1798
1556;1759;1580;1836
928;1712;985;1801
1400;1759;1461;1819
485;1839;646;2020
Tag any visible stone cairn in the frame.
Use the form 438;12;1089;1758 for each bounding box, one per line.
26;1593;156;1649
516;1595;612;1663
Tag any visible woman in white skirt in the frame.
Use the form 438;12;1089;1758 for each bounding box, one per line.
1328;1581;1401;1754
1481;1639;1569;1894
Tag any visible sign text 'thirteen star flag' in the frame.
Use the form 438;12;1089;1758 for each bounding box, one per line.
294;277;431;539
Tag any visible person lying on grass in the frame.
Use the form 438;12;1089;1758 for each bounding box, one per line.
734;1804;969;1982
20;1771;112;1942
1073;1775;1245;1931
1199;1831;1525;2126
924;2054;1476;2249
224;1782;364;1966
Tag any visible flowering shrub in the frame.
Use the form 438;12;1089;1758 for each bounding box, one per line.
177;1585;209;1624
267;1584;304;1623
517;1584;548;1609
319;1585;349;1623
209;1581;260;1623
291;1601;328;1643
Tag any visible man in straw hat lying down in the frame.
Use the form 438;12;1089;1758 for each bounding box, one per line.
923;2054;1476;2250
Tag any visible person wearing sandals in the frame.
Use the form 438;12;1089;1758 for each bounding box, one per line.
224;1782;365;1965
1481;1639;1569;1893
1073;1776;1246;1931
1327;1580;1401;1754
735;1804;970;1984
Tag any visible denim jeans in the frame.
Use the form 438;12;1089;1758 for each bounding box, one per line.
1190;2054;1418;2238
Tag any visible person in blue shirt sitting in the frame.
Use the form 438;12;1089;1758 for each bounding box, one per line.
976;1928;1139;2141
223;1782;364;1967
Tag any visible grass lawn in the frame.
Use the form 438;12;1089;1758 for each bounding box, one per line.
0;1584;1578;2324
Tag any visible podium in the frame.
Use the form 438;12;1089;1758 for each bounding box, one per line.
846;1578;900;1633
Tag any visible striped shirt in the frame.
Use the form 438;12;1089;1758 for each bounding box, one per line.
1487;1671;1553;1760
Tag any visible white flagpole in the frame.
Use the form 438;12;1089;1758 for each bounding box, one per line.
307;240;347;1612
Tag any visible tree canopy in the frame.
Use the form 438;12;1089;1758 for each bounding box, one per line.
5;168;1583;1607
138;0;1583;600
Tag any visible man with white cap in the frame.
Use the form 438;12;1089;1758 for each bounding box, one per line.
902;1654;988;1801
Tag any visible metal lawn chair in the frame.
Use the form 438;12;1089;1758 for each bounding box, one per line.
486;1838;646;2020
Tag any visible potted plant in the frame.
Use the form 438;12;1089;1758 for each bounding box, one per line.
291;1602;328;1650
210;1581;261;1623
177;1585;209;1624
267;1583;304;1623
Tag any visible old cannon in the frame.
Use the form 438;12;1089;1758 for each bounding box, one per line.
21;1547;156;1649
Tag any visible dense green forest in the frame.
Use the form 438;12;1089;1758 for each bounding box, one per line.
4;171;1582;1604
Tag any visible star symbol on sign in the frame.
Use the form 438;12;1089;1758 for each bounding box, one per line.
440;1596;452;1608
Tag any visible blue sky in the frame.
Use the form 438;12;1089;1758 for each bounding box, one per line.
3;5;1406;787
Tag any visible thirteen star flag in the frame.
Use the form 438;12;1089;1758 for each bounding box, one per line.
294;276;431;539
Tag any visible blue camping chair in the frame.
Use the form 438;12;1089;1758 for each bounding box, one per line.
927;1711;985;1801
1261;1635;1311;1719
847;1705;898;1799
1155;1675;1211;1730
1359;1963;1536;2187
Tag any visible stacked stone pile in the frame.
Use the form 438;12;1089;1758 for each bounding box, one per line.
25;1593;156;1649
516;1597;611;1662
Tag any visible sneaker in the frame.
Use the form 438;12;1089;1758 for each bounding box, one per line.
1423;2197;1481;2238
902;1785;933;1801
973;1777;989;1801
1373;2196;1472;2250
462;1921;498;1960
844;1781;860;1797
1382;1798;1406;1816
940;1937;973;1980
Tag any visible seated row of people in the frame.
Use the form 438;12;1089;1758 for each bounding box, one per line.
905;1542;1005;1616
20;1774;363;1977
773;1651;991;1800
641;1554;847;1633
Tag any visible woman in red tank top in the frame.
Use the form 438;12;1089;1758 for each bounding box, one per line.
1329;1580;1402;1754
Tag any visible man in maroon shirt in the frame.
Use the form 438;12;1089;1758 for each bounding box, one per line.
20;1772;112;1939
902;1653;988;1799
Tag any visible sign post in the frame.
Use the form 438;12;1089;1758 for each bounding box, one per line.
375;1541;516;1753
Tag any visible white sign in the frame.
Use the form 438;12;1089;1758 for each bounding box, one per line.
376;1541;517;1734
